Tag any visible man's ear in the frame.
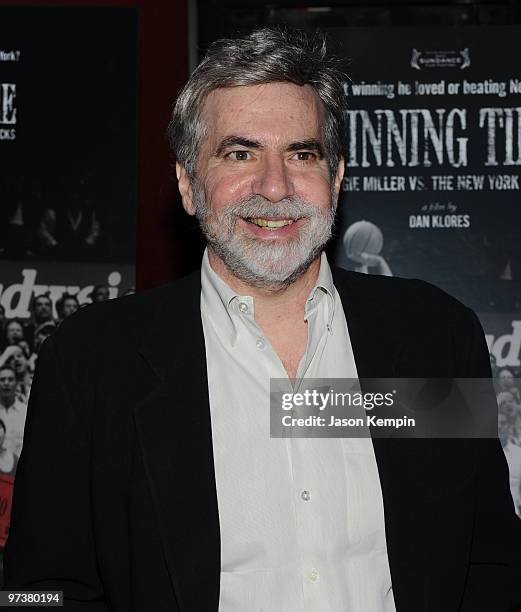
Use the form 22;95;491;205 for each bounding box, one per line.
176;162;196;216
333;156;345;197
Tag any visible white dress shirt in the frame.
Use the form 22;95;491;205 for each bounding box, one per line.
200;248;396;612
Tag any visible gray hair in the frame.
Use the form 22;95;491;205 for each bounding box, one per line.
167;28;347;178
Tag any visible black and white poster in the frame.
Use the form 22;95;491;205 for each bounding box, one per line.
0;6;137;264
0;6;138;571
333;26;521;309
331;26;521;514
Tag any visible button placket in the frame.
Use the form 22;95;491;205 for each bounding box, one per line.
308;568;319;583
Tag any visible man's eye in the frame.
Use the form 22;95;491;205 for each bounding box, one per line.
227;151;252;161
293;151;316;161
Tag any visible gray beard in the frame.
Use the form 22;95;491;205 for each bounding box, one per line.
192;184;337;291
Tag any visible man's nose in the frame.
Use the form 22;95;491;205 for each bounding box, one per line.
252;154;294;203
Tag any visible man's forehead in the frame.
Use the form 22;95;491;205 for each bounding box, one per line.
201;82;324;144
204;81;319;105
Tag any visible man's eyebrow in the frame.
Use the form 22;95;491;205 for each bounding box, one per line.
214;136;325;158
214;136;263;156
286;139;324;157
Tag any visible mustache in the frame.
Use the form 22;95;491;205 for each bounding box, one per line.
204;195;325;221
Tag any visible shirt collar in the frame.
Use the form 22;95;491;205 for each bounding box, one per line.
201;248;239;345
200;248;336;345
305;251;336;331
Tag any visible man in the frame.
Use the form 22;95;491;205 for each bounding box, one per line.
32;323;57;356
498;367;521;404
3;320;25;348
5;28;521;611
0;367;26;459
499;411;521;516
90;285;110;304
23;294;56;352
56;293;80;323
9;345;32;403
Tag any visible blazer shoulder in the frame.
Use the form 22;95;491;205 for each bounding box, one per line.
331;265;472;319
331;267;489;376
51;269;201;353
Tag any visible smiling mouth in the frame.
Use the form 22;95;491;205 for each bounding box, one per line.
246;217;296;229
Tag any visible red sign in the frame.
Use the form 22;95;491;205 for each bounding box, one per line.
0;475;15;547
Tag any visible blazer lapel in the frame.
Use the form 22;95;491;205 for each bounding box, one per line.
331;267;430;612
134;271;220;612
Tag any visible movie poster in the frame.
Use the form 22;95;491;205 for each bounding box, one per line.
0;6;138;574
331;26;521;514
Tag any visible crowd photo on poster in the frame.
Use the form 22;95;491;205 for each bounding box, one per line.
0;274;135;575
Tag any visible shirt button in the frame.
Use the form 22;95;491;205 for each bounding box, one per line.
301;490;311;502
255;338;265;349
238;302;249;314
308;569;319;583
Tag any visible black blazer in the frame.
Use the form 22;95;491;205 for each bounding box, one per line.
4;267;521;611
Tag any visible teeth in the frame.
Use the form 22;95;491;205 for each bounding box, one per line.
249;218;295;228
